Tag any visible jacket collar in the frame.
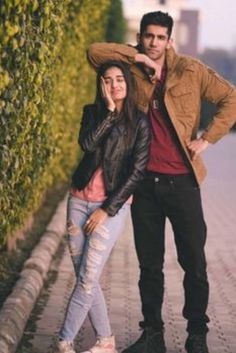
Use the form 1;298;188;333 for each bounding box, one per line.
165;47;195;90
132;45;196;89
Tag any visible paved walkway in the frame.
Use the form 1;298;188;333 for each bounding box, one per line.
19;134;236;353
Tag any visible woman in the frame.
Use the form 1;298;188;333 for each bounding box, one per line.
51;61;150;353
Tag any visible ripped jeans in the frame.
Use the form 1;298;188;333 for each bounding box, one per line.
59;195;129;342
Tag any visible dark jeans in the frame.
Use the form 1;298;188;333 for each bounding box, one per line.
131;172;209;334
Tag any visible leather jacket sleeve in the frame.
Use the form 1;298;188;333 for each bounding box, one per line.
79;105;119;152
101;114;150;216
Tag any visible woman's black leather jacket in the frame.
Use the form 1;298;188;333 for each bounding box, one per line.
72;104;150;216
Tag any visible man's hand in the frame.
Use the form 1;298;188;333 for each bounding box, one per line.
84;208;108;235
135;53;162;83
186;138;210;160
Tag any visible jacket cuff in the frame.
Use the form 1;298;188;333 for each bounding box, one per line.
201;132;218;144
106;110;119;122
101;198;121;216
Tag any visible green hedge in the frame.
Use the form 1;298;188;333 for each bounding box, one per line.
0;0;111;246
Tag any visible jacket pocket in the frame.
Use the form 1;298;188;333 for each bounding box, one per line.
169;84;196;114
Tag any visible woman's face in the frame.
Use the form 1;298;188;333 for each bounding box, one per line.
103;67;127;103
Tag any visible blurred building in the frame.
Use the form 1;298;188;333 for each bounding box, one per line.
122;0;200;56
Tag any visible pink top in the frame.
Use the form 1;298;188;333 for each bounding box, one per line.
71;167;132;204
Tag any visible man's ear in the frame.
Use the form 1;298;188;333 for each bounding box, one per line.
167;38;173;49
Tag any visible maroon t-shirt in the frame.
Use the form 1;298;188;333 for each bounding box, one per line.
146;67;190;174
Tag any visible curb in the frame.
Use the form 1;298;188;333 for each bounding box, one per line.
0;193;68;353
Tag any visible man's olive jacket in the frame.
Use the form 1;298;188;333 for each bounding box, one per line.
87;43;236;184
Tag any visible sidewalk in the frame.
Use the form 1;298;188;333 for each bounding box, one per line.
19;134;236;353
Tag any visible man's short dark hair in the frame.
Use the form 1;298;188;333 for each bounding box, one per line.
140;11;174;38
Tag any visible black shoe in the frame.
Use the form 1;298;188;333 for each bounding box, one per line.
185;334;209;353
122;331;146;353
122;328;166;353
146;328;166;353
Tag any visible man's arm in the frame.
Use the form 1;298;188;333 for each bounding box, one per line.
199;64;236;144
87;42;138;69
187;65;236;160
87;42;161;80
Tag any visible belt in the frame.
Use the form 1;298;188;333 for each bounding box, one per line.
145;171;197;186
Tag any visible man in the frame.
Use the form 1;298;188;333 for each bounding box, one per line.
87;11;236;353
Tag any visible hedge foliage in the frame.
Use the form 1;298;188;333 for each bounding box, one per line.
0;0;112;245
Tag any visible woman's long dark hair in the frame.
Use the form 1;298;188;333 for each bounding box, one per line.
95;61;138;144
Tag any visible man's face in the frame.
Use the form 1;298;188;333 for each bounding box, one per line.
138;24;172;62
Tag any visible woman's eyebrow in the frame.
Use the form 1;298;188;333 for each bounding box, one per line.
104;75;124;79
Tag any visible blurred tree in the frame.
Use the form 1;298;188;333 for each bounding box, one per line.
105;0;126;43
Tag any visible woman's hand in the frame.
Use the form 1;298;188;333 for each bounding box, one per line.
84;208;108;235
100;77;116;112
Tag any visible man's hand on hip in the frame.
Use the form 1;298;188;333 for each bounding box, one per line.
187;138;210;160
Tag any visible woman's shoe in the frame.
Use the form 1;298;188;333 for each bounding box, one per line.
48;337;76;353
82;335;117;353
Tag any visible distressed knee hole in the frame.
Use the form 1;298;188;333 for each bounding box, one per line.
90;237;106;251
95;224;109;239
87;250;102;265
79;268;96;295
68;242;82;257
86;266;97;279
81;282;93;295
86;259;99;274
68;241;77;256
67;219;81;236
78;247;102;294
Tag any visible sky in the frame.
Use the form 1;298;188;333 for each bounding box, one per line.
188;0;236;50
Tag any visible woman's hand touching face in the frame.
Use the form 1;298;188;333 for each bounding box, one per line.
101;66;127;112
101;76;116;112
